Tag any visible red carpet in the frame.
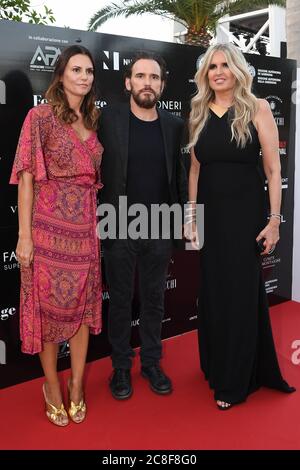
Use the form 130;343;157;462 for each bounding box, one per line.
0;301;299;450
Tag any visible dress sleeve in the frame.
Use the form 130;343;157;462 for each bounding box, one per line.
9;107;48;184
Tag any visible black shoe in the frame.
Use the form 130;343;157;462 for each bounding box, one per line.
141;364;172;395
109;368;132;400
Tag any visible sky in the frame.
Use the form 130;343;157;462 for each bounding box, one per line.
37;0;175;42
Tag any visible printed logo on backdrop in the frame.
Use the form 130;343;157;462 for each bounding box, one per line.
265;95;285;126
194;56;256;79
166;257;176;292
0;79;6;104
291;340;300;365
33;94;107;109
196;54;205;70
166;277;176;291
131;317;140;327
33;94;48;107
257;68;282;85
1;204;18;225
28;34;68;45
102;283;109;301
182;146;190;156
2;251;19;271
95;100;108;109
0;340;6;365
162;258;175;326
247;62;256;78
262;254;282;277
281;177;288;191
266;177;288;193
263;174;288;213
0;307;16;321
264;277;279;294
158;100;182;117
279;141;287;157
30;46;61;72
189;52;206;83
281;178;289;193
102;51;131;71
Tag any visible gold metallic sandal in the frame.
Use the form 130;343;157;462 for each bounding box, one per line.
42;383;69;427
68;379;87;424
68;398;87;423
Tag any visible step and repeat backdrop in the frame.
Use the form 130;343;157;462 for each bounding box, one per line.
0;20;296;387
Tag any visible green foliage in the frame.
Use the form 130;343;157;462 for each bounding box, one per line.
0;0;55;24
88;0;286;35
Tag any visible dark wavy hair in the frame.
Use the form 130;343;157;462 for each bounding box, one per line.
124;50;168;83
45;45;100;130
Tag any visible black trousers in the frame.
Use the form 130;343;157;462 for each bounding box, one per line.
103;238;172;369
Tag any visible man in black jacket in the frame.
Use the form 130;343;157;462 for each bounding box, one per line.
98;51;188;400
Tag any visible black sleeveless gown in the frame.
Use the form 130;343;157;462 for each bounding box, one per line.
194;108;295;404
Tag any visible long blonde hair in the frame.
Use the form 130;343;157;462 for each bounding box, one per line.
189;43;258;149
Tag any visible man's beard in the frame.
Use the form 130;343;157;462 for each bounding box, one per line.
131;87;161;109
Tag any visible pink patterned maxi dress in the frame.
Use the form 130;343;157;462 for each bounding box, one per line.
10;104;103;354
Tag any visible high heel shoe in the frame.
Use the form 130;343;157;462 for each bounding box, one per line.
67;379;87;424
42;383;69;427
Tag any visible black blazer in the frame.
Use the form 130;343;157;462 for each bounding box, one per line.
97;102;188;243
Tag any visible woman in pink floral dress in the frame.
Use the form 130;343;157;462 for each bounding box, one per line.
10;45;103;426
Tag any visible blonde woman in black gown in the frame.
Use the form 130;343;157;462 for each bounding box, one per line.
186;43;295;410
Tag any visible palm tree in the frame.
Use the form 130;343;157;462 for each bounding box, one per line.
286;0;300;63
88;0;286;47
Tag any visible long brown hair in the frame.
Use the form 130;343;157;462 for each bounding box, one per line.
45;45;100;130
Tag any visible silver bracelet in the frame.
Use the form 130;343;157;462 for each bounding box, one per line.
185;218;196;225
268;213;283;222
